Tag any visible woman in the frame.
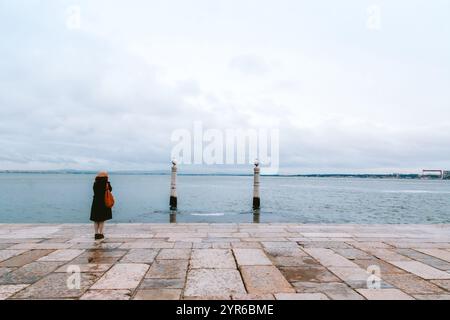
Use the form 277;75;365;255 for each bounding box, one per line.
90;171;113;240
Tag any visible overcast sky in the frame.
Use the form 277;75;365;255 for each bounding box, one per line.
1;0;449;173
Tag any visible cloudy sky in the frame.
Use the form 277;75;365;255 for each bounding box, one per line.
0;0;449;173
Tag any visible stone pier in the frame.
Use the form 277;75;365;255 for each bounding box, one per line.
0;223;449;300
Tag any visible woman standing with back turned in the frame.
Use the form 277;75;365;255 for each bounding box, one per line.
90;171;113;240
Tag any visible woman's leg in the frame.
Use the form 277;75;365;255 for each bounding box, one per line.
94;222;99;234
98;221;105;235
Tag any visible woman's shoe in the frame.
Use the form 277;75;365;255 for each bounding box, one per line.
94;234;101;240
99;234;105;239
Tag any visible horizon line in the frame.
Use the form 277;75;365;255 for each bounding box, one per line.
0;169;439;177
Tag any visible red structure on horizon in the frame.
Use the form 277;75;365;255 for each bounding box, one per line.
422;169;446;179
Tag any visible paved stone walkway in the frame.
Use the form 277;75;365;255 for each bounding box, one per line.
0;223;449;300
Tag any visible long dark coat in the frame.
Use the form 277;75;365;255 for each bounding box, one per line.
90;177;112;222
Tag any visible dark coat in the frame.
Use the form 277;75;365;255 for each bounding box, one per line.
90;177;112;222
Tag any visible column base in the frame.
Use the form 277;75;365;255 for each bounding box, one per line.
170;196;177;210
252;197;260;209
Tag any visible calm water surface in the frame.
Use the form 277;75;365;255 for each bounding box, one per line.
0;174;449;223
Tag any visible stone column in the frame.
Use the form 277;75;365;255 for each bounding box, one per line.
170;159;177;210
253;209;260;223
253;160;260;210
169;211;177;223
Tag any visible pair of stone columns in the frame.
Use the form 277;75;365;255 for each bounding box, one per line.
169;160;261;210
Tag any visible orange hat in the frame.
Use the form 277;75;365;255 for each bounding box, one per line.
96;171;108;178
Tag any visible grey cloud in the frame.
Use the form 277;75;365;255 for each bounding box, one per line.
229;54;271;75
1;1;450;172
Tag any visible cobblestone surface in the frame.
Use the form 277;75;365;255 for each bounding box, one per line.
0;223;449;300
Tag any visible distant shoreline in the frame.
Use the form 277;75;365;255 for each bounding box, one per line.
0;170;448;180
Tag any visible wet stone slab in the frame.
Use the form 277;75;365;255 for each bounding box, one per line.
139;278;185;289
0;267;15;278
326;266;393;289
382;274;445;294
85;249;128;257
419;258;450;271
190;249;236;269
356;288;414;300
38;249;85;262
80;289;132;300
240;266;295;294
133;289;182;300
0;250;54;267
193;243;213;249
0;226;59;239
261;242;299;248
352;259;407;275
280;266;341;283
184;269;246;297
298;241;354;249
0;261;63;284
388;261;450;280
120;249;159;263
233;249;272;266
269;255;318;267
274;293;329;300
174;242;193;249
0;284;29;300
232;242;263;249
119;241;174;249
301;232;352;238
91;263;149;290
145;260;189;279
70;242;123;250
415;248;450;263
396;248;437;260
0;239;42;244
70;250;127;264
55;263;112;273
303;248;359;268
396;249;450;270
333;248;374;260
0;250;27;262
293;282;364;300
8;243;72;250
349;242;393;250
430;279;450;291
157;249;191;260
365;248;412;261
232;294;275;300
413;294;450;300
12;273;100;299
264;247;308;257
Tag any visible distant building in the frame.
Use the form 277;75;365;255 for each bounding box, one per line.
443;171;450;180
422;169;450;180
